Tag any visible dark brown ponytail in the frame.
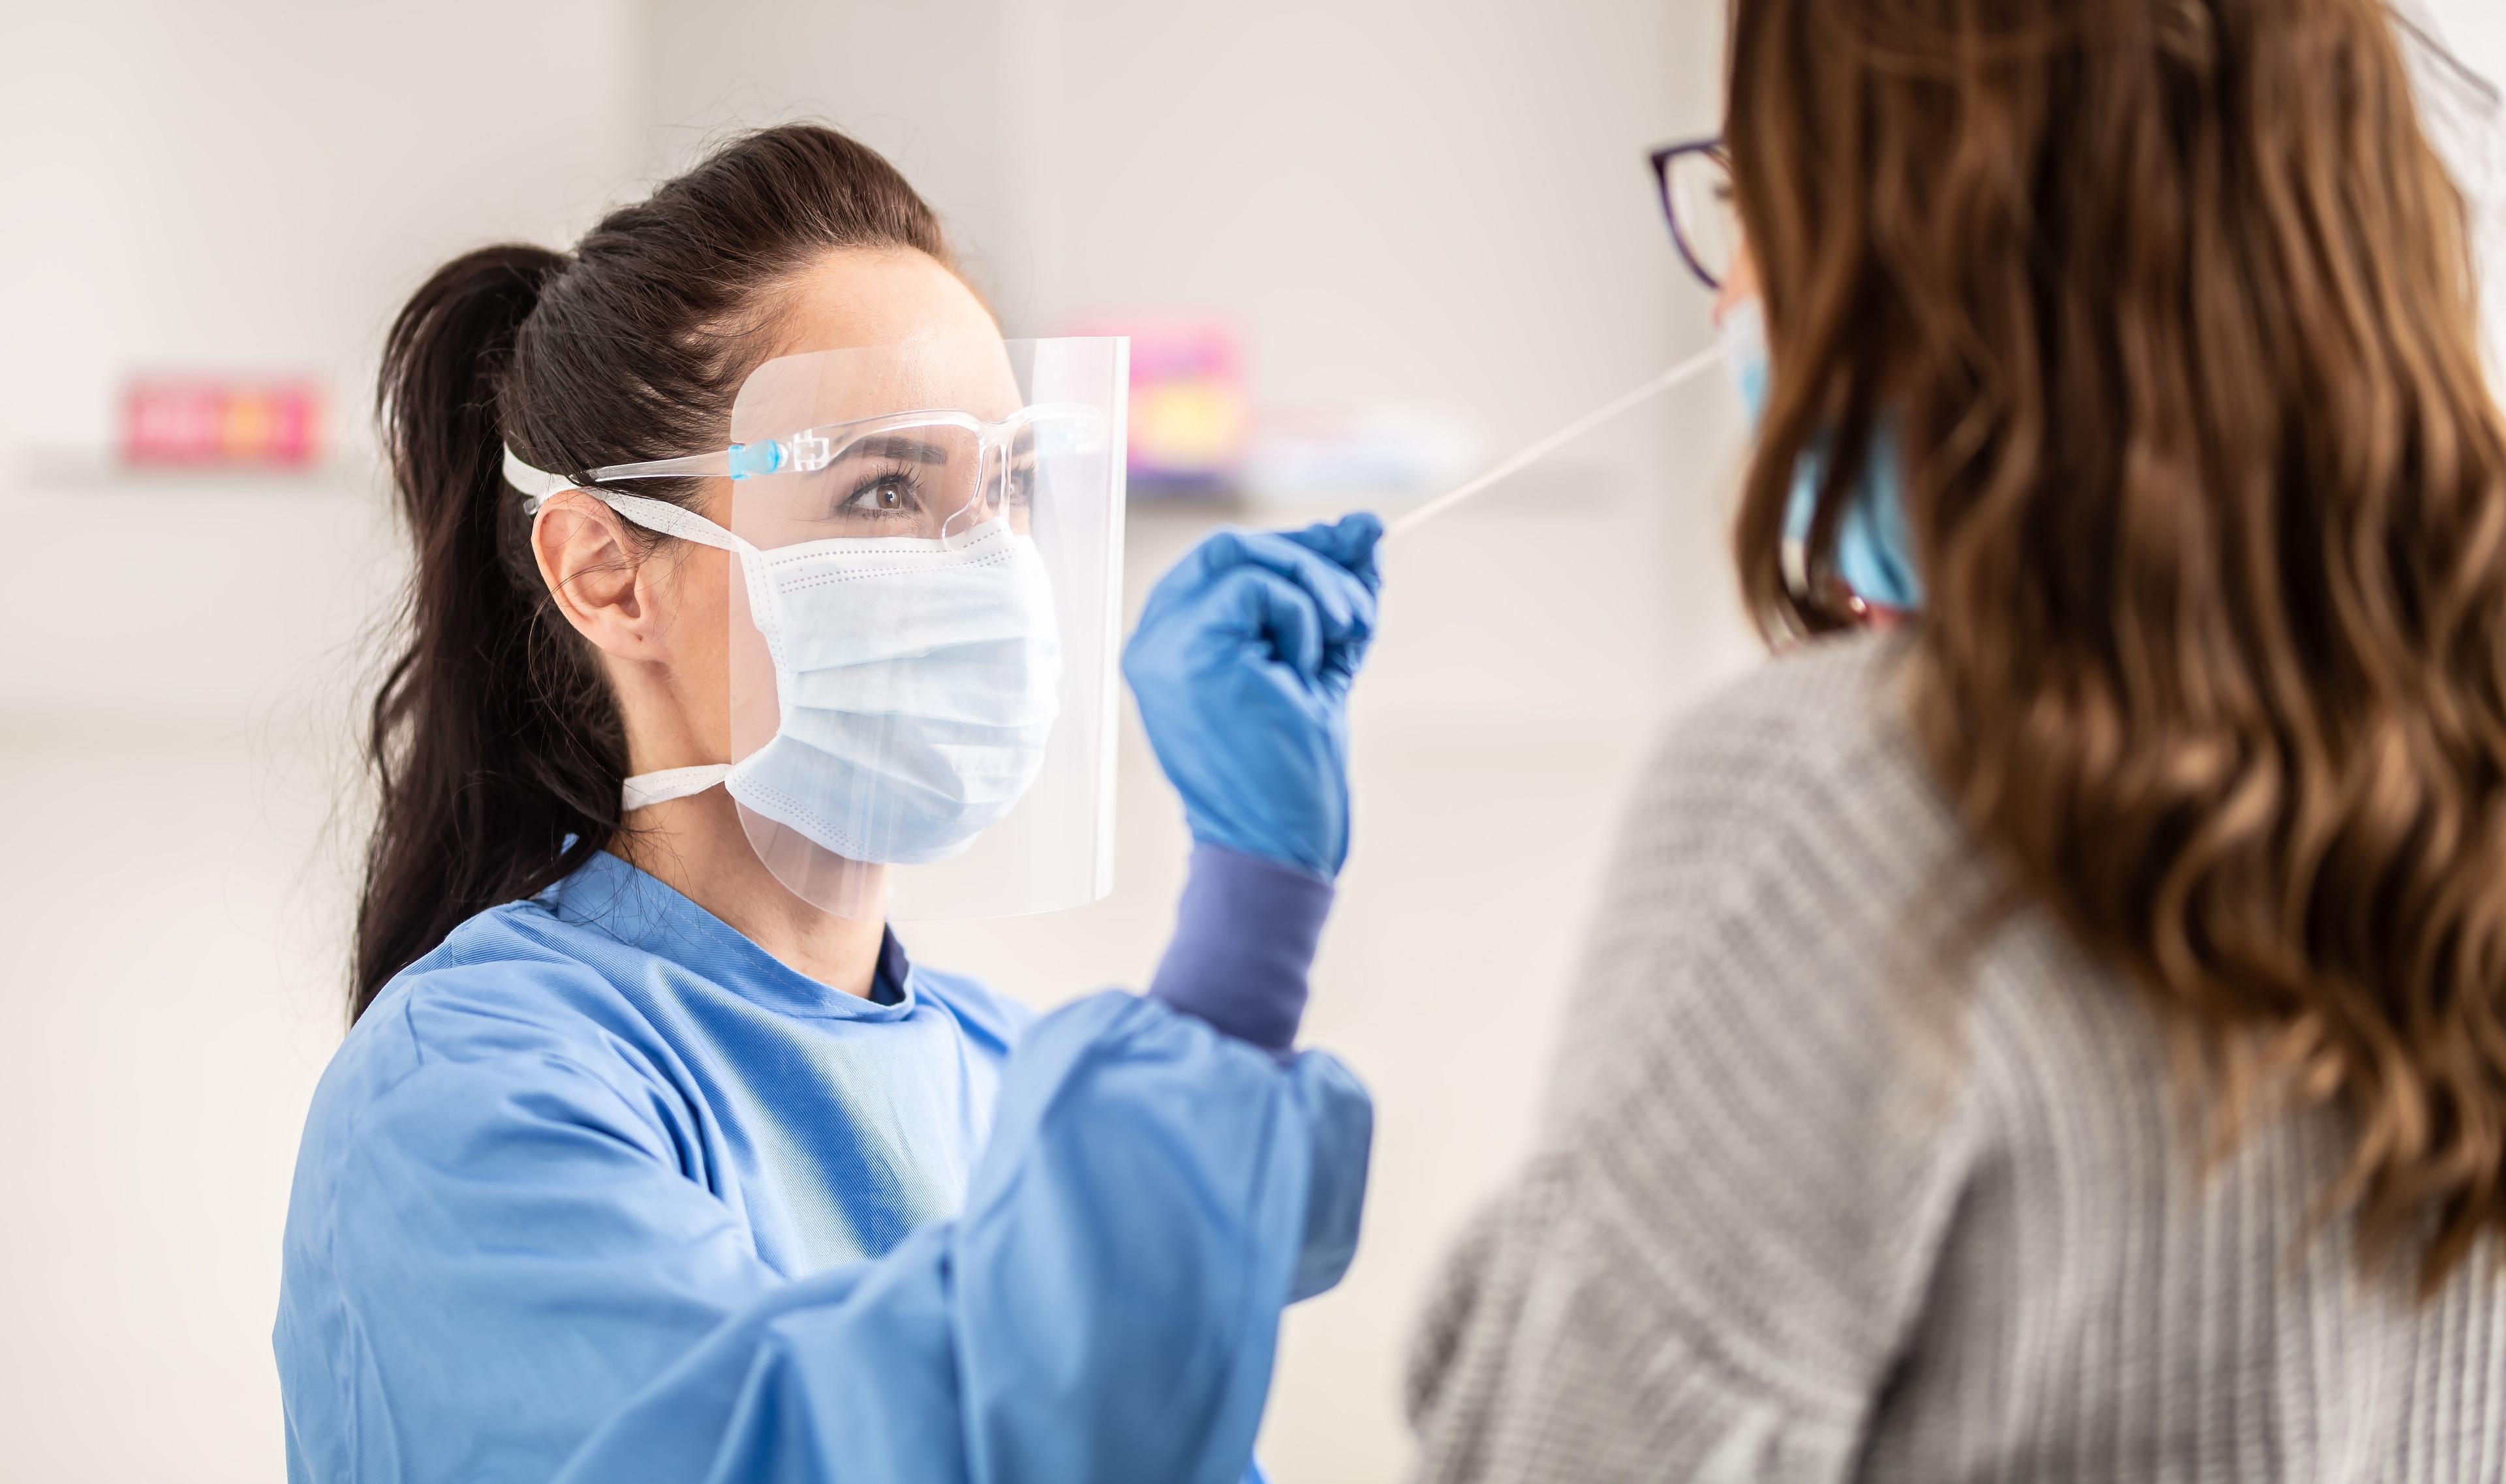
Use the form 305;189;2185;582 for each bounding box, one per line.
354;125;950;1019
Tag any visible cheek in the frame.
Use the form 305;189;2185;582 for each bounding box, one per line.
1714;277;1747;326
1715;247;1762;325
661;544;735;753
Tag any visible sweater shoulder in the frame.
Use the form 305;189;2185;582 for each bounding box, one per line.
1458;633;1995;1419
1643;630;1925;804
1612;632;1960;918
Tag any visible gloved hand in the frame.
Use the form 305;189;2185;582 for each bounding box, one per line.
1123;514;1385;880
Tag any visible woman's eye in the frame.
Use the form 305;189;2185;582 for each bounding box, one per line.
841;470;920;514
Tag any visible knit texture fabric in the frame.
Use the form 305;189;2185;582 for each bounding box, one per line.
1408;631;2506;1483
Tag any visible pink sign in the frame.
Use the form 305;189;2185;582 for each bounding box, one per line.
1066;317;1248;489
122;377;324;467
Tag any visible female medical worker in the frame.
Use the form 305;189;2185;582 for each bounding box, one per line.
1408;2;2506;1480
274;124;1381;1484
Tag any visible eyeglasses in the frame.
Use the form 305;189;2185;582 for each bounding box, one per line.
1650;138;1739;292
522;404;1107;548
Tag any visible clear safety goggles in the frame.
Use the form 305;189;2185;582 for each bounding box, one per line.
533;401;1110;552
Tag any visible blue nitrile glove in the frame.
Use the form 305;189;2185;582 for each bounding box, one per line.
1124;514;1385;880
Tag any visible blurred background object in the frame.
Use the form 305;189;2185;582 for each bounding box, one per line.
0;2;2496;1481
2400;2;2506;372
1081;315;1252;495
121;376;324;469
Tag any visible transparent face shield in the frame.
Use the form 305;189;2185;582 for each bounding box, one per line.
722;337;1126;921
510;336;1128;923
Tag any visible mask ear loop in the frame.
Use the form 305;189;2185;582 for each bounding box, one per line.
503;446;752;811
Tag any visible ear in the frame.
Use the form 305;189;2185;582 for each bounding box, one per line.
531;490;677;663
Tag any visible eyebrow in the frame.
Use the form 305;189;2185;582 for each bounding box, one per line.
831;434;954;467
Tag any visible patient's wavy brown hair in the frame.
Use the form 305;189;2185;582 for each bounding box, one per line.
1729;0;2506;1290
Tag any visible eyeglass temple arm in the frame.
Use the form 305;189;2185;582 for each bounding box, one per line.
585;449;737;484
589;407;1108;485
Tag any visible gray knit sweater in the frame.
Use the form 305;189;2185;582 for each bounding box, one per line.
1406;632;2506;1483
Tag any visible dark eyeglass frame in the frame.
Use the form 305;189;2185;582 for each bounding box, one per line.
1648;137;1732;293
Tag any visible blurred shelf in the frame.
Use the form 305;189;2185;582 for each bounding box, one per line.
10;446;381;500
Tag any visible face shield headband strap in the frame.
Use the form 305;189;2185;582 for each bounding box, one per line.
503;446;737;810
503;448;745;554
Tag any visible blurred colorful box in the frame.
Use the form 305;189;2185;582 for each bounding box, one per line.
1068;317;1248;495
121;376;324;467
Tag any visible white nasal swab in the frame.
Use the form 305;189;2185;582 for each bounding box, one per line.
1382;344;1725;542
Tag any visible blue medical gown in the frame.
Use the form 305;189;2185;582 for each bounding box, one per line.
274;852;1371;1483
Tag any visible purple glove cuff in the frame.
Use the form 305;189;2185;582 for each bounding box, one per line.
1148;844;1335;1053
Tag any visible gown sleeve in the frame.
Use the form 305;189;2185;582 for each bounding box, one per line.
279;988;1371;1484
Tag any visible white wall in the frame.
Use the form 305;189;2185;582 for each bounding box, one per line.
2421;1;2506;371
0;0;642;468
0;4;640;1481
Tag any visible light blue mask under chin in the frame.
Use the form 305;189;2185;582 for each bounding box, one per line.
1720;300;1926;611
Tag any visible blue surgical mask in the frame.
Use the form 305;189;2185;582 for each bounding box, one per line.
728;518;1062;867
1718;299;1925;611
574;489;1065;866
